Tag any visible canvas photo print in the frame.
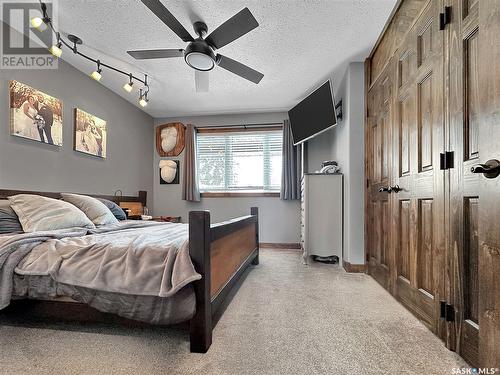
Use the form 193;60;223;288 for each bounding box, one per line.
9;80;63;146
74;108;107;158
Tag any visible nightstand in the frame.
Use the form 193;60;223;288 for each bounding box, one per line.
151;216;181;223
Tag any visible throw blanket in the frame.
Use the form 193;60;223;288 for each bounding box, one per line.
0;221;201;310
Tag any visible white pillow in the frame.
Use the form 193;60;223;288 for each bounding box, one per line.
61;193;119;226
8;194;95;232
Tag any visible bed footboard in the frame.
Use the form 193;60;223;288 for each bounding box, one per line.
189;207;259;353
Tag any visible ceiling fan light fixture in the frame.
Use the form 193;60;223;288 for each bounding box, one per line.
184;40;216;71
185;52;214;71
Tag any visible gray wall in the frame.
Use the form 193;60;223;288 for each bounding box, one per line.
0;59;154;204
303;62;365;265
153;112;301;243
344;62;365;265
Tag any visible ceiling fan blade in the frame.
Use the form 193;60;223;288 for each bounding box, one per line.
195;70;209;92
217;54;264;84
205;8;258;49
141;0;194;42
127;48;184;59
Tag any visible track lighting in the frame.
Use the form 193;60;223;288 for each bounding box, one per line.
30;17;42;28
139;89;148;107
90;60;102;81
123;74;134;93
33;1;151;106
30;16;49;31
49;33;62;58
30;3;48;31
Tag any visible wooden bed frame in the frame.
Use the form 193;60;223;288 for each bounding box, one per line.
0;189;259;353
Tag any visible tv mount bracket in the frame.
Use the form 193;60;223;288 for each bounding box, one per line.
335;99;343;121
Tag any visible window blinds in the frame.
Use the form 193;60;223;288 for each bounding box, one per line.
196;129;283;192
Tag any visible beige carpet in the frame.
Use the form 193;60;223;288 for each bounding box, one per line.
0;249;467;375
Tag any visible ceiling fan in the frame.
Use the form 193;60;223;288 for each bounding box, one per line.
128;0;264;92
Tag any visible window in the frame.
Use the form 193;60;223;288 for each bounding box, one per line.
196;128;282;194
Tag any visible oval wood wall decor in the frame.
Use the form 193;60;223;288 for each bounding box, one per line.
156;123;186;157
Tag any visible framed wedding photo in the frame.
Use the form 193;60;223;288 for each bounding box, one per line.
9;80;63;146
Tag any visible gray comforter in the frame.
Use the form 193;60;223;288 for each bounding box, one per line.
0;221;201;323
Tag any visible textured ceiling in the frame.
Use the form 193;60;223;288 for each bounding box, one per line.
53;0;396;117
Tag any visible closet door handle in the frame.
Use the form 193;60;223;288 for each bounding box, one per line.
390;185;402;193
471;159;500;179
378;186;392;193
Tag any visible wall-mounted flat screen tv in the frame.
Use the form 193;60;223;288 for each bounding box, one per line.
288;80;337;145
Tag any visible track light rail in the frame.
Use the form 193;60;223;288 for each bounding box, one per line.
33;0;150;106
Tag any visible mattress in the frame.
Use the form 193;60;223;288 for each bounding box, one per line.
11;272;196;325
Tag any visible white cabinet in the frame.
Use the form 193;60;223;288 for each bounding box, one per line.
300;173;343;263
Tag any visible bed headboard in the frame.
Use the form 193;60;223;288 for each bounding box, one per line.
0;189;147;210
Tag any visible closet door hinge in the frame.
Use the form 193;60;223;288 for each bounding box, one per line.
439;301;455;322
439;6;452;30
440;151;454;170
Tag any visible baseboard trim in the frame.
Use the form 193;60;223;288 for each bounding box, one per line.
259;243;301;249
342;260;366;273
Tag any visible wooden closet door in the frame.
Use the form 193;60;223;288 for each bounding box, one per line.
477;0;500;366
449;0;500;366
366;65;394;291
392;0;446;338
447;0;480;365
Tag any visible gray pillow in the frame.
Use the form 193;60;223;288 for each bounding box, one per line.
97;198;127;221
0;200;23;234
61;193;118;226
9;194;95;232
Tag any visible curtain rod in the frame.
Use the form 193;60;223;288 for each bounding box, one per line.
195;122;283;129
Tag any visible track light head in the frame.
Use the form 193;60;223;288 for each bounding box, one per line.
30;17;44;29
123;82;133;93
139;89;148;107
123;74;134;93
49;43;62;57
90;70;102;81
91;60;102;81
49;33;62;58
30;16;49;31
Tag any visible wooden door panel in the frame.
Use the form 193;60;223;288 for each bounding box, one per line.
417;18;433;68
366;0;500;366
366;64;393;292
463;197;479;324
448;0;481;365
399;51;412;88
418;72;434;172
477;0;500;366
418;198;434;295
399;94;412;177
463;29;479;162
398;199;411;281
392;0;445;338
373;121;382;183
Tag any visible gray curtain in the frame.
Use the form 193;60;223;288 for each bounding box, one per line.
280;119;302;200
182;124;200;202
